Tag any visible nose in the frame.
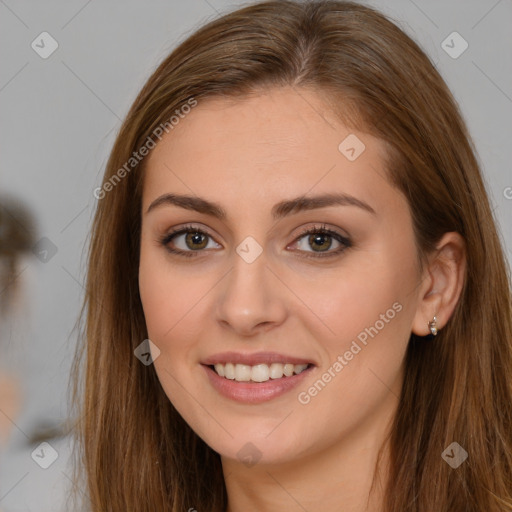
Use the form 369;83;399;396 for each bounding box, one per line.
215;247;288;337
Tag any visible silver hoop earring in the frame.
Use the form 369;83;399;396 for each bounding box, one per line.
428;316;438;336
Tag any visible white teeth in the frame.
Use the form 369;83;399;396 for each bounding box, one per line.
235;364;252;382
269;363;284;379
211;362;309;382
214;364;225;377
251;364;270;382
224;363;235;380
283;363;294;377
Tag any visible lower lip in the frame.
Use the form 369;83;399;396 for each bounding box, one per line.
202;364;314;404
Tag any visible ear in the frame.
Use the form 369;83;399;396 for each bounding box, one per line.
411;232;466;337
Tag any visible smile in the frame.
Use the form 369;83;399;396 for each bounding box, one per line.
211;362;310;382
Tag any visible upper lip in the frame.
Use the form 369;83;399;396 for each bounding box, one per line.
202;351;315;366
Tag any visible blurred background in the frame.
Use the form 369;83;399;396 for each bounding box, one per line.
1;0;511;510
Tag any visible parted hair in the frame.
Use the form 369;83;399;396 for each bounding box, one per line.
69;1;512;510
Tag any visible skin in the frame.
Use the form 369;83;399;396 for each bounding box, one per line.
138;86;465;512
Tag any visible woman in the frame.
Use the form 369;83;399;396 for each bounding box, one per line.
70;1;512;510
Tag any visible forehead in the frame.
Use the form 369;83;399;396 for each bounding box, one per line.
142;86;395;214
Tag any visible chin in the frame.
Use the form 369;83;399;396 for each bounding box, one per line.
201;424;309;467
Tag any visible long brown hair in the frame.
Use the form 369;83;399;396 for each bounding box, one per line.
69;1;512;510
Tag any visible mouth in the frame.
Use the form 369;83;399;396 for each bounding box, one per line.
200;352;316;403
207;362;312;382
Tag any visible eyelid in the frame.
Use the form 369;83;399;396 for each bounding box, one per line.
288;224;351;258
159;223;351;259
159;224;220;257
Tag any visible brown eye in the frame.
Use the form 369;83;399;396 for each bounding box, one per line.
161;225;221;257
184;231;208;250
292;226;352;259
307;233;333;252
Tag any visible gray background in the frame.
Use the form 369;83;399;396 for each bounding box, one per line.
1;0;511;510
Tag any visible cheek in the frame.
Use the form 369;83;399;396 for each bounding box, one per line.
138;244;218;409
294;245;418;403
292;296;411;454
293;250;416;351
139;259;174;342
138;251;208;422
138;245;203;344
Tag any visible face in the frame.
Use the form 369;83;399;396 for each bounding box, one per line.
138;86;425;466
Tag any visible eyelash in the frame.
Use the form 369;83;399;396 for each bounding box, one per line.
159;224;352;260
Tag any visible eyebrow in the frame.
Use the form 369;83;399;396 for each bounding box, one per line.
145;192;376;219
